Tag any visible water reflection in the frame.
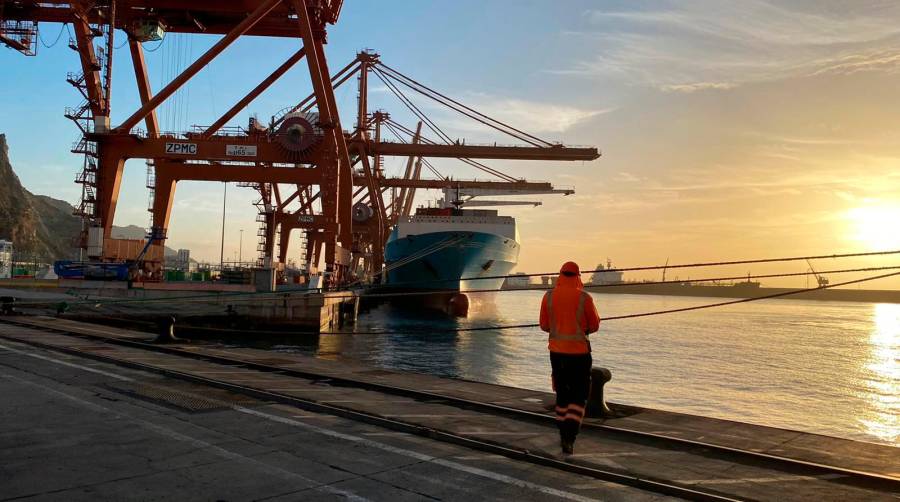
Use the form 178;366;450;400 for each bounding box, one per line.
859;303;899;443
206;291;900;445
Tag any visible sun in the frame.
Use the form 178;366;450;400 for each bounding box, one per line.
846;204;900;250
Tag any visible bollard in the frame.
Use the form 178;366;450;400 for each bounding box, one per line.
154;316;178;343
585;367;613;418
0;296;16;316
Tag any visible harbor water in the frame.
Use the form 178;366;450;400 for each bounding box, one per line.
263;291;899;447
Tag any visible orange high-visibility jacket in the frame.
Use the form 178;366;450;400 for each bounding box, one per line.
539;274;600;354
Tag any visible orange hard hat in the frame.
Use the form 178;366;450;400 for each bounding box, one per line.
560;261;580;275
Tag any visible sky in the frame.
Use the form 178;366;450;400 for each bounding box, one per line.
2;0;900;287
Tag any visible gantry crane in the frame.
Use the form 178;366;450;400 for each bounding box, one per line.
806;259;829;287
1;1;600;288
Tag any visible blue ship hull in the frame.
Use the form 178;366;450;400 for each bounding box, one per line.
384;230;519;293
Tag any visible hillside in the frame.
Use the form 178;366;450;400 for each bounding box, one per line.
0;133;180;261
0;134;79;260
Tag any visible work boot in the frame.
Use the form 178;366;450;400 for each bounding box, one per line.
561;439;574;455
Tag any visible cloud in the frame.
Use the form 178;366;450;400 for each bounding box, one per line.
660;82;736;93
561;1;900;91
417;94;612;138
473;98;611;133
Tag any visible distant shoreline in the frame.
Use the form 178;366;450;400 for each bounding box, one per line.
502;283;900;304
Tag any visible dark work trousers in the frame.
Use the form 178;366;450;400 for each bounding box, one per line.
550;352;593;443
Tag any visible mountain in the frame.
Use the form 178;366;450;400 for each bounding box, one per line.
0;133;79;260
0;133;181;262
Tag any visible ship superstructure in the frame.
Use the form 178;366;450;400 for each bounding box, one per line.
590;259;624;285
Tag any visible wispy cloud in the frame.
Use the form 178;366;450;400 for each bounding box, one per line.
420;94;612;138
660;82;736;93
560;1;900;91
471;97;611;133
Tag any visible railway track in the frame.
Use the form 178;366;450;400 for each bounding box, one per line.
2;316;898;501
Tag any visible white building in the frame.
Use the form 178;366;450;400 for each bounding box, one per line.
0;240;12;279
504;272;531;288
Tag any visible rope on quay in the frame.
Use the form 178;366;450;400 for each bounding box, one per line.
349;265;900;300
55;269;898;337
17;264;898;311
11;263;900;310
368;249;900;290
315;269;900;335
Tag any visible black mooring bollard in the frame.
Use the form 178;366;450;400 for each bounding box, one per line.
155;316;177;343
586;367;613;418
0;296;16;316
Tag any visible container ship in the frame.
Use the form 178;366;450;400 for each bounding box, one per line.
382;206;520;316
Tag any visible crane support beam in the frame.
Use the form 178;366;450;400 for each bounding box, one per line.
292;0;354;264
156;163;321;184
71;7;106;120
204;48;306;138
1;1;340;37
442;186;573;197
116;0;284;132
86;134;313;162
0;33;30;53
148;161;322;245
366;141;600;161
363;178;559;191
459;200;542;207
128;39;159;135
86;134;598;164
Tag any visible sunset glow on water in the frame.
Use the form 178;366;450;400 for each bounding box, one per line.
267;292;900;446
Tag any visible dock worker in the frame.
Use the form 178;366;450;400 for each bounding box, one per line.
540;261;600;454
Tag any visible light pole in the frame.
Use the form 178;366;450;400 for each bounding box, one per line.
219;182;227;271
238;229;243;264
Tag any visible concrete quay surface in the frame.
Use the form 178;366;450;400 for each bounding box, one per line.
0;336;666;502
1;317;898;501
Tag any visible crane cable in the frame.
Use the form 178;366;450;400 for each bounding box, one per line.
371;66;454;144
374;66;525;187
375;62;554;148
381;121;444;178
384;118;518;182
38;23;67;48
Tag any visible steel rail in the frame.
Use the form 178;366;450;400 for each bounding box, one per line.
1;316;898;496
0;319;738;502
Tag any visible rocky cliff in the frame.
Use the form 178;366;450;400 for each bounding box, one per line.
0;134;80;259
0;134;180;261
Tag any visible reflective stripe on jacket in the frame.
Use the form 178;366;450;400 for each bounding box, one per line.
540;289;600;354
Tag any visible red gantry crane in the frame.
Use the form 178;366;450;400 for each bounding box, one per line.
1;1;599;288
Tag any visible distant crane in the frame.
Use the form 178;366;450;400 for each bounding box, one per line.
806;259;829;287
